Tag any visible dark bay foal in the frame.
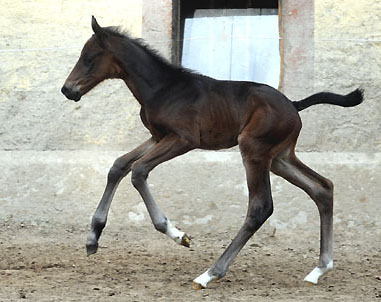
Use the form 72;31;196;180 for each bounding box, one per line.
61;17;363;289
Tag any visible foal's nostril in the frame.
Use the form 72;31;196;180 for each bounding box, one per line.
61;86;69;96
61;85;81;101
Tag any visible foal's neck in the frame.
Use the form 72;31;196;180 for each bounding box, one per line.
112;37;175;105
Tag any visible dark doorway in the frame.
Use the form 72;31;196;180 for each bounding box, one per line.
172;0;279;65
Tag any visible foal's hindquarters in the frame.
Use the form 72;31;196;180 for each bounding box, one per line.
193;101;334;289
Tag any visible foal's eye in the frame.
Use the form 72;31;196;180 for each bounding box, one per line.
83;55;93;66
83;52;99;67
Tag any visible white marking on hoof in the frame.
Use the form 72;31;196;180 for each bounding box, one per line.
166;220;186;245
193;270;217;289
304;260;333;284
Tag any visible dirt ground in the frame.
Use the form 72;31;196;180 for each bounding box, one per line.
0;151;380;301
0;220;380;302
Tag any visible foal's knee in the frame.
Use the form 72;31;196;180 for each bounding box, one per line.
108;157;132;181
108;165;124;182
131;163;148;188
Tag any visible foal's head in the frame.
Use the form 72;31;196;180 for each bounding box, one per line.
61;17;121;102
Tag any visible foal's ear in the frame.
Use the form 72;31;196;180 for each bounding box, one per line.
91;16;103;36
91;16;109;47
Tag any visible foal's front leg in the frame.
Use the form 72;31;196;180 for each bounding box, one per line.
86;138;156;256
131;134;194;247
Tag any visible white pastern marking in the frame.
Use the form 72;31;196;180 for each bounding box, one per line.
304;260;333;284
166;220;185;245
193;270;217;288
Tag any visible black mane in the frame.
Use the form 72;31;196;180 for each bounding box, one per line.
103;26;190;75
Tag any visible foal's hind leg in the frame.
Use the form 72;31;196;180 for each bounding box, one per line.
193;138;274;289
86;138;156;256
271;149;334;284
131;134;194;247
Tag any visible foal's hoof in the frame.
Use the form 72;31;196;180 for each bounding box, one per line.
181;234;191;248
192;281;205;290
86;241;99;256
303;261;333;285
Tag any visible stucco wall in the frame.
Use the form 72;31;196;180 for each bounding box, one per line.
0;0;148;151
297;0;381;152
280;0;314;99
142;0;173;59
1;0;380;152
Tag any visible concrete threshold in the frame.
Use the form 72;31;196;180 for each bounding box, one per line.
0;151;380;232
1;150;380;165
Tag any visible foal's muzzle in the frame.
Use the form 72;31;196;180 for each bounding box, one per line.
61;85;82;102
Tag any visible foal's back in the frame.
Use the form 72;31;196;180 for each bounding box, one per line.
173;74;300;150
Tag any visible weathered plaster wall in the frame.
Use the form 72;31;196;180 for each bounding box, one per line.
280;0;314;99
281;0;380;152
142;0;173;59
0;0;147;151
1;0;379;153
298;0;381;152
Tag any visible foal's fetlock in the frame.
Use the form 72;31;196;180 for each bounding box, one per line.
86;233;99;256
153;221;168;234
86;218;106;256
86;241;98;256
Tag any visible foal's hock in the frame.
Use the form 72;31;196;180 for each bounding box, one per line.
61;17;364;289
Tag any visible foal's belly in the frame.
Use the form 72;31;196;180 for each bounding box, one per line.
199;126;239;150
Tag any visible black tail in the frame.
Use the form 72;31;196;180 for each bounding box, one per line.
293;88;364;112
